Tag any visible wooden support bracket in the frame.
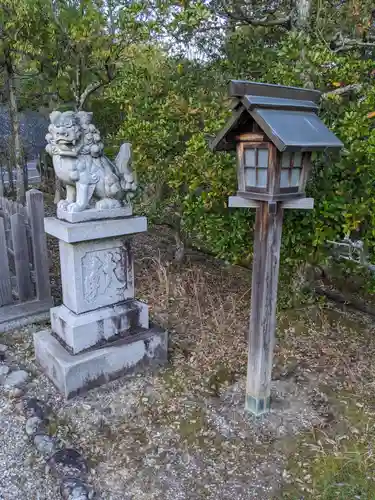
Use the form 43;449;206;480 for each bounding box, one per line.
228;196;314;210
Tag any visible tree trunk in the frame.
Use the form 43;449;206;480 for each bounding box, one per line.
23;155;28;193
292;0;314;88
293;0;312;30
4;49;25;203
107;0;116;36
6;156;14;193
0;163;4;197
173;216;185;263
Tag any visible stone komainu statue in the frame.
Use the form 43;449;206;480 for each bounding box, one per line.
45;110;136;213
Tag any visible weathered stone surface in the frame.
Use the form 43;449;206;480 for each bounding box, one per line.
57;205;132;223
0;365;10;378
4;370;29;388
69;491;88;500
0;344;7;362
25;398;49;419
8;387;24;398
0;309;51;335
34;327;168;399
34;434;57;455
51;300;149;354
58;236;135;314
44;216;147;243
25;416;44;437
60;478;93;500
15;402;24;413
47;448;88;477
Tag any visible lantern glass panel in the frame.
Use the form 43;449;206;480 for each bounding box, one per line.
282;152;291;169
258;149;268;168
291;168;300;187
244;149;256;167
294;152;302;167
243;146;269;190
280;169;289;188
245;167;256;186
280;151;303;189
257;169;267;187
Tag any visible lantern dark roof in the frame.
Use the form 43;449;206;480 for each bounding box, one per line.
211;81;344;153
229;80;321;103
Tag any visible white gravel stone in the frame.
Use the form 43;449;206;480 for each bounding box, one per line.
0;394;59;499
34;434;56;455
4;370;29;388
0;365;10;377
0;344;8;354
8;387;24;399
25;416;43;437
15;402;24;413
71;488;89;499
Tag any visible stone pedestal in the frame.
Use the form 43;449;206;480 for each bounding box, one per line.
34;214;168;398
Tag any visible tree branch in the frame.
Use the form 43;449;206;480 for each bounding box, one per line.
75;63;82;110
14;71;41;78
78;81;106;111
330;31;375;53
334;40;375;53
322;83;363;98
215;1;291;27
50;0;74;51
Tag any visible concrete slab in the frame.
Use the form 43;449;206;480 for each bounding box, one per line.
44;216;147;243
34;327;168;399
0;298;54;333
50;300;149;354
57;205;132;223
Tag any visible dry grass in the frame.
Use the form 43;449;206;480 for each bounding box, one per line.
134;244;251;393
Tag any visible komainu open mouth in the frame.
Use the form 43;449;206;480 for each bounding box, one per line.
56;139;74;145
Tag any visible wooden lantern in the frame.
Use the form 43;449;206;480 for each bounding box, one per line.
210;80;344;416
211;80;343;202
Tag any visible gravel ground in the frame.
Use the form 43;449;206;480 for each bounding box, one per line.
0;402;58;500
0;325;329;500
0;196;374;498
0;340;60;500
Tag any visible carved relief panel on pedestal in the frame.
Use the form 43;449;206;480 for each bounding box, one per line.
80;240;133;309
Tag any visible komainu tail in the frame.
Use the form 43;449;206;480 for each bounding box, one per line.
115;143;132;176
115;142;137;194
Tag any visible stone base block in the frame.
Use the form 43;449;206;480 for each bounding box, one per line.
34;327;168;399
59;237;135;314
45;216;147;243
57;205;132;223
50;300;149;354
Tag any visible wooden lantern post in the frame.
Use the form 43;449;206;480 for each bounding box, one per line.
211;80;343;416
229;196;314;414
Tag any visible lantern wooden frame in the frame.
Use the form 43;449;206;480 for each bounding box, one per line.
236;134;313;202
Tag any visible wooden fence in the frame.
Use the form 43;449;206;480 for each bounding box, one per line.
0;189;53;331
0;155;42;197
